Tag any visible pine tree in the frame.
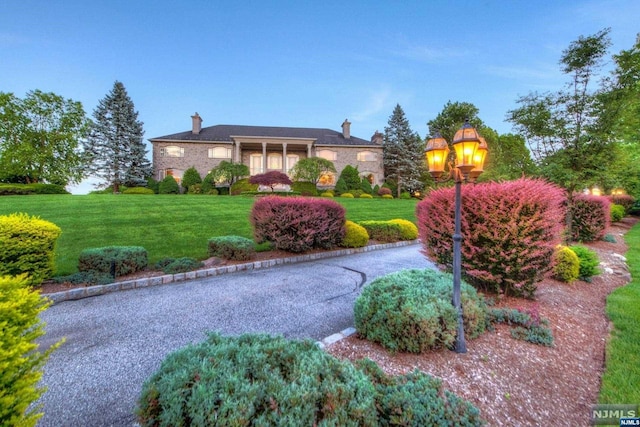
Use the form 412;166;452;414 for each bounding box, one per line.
84;81;151;193
383;104;425;197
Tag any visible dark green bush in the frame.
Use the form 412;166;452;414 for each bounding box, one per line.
146;177;159;193
358;220;403;242
181;166;202;191
0;183;68;195
229;178;258;195
137;333;379;426
355;269;488;353
53;271;115;286
29;183;69;194
160;257;203;274
360;177;373;195
610;204;625;222
334;177;348;195
78;246;148;277
400;191;411;199
569;245;600;281
158;175;180;194
291;181;318;196
122;187;155;195
208;236;256;261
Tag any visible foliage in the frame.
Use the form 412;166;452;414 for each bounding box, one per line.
200;172;215;194
606;194;635;213
0;213;61;285
602;233;617;243
383;104;425;196
334;177;348;195
289;157;336;186
291;181;318;196
381;194;393;199
158;175;180;194
251;196;345;252
552;246;580;283
339;220;369;248
230;178;258;195
357;220;402;242
570;193;610;242
180;166;202;191
137;333;379;426
0;90;89;186
489;307;554;347
355;359;484;426
0;183;68;196
208;235;256;261
400;191;411;199
157;257;203;274
610;204;625;222
360;177;373;194
389;219;419;240
146;177;159;194
78;246;148;277
53;271;114;286
210;161;250;187
480;133;538;182
0;274;62;427
122;187;155;195
338;165;361;191
187;184;202;194
359;193;373;199
84;81;151;192
417;178;566;298
340;193;354;198
320;191;334;197
377;187;392;196
569;244;600;281
354;269;488;353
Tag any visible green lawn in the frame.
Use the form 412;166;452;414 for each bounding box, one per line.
599;219;640;406
0;195;418;276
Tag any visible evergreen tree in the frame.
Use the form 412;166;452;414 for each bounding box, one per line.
383;104;425;197
181;166;202;191
338;165;361;191
84;81;151;193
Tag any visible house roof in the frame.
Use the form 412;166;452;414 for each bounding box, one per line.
149;124;377;147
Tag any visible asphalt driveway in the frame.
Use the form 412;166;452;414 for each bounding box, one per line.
35;244;433;426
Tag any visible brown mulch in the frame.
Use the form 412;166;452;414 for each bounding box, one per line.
326;217;637;426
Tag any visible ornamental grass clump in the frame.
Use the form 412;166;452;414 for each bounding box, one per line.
570;194;610;242
354;269;488;353
251;196;345;252
417;178;566;299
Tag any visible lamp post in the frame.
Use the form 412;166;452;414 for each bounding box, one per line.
425;119;487;354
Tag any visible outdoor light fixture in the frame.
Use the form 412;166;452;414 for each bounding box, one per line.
425;119;487;354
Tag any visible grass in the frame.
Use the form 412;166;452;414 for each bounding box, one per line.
0;194;418;276
599;219;640;406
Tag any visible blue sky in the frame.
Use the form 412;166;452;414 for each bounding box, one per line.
2;0;639;193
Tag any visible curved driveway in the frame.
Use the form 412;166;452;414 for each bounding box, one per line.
36;244;433;426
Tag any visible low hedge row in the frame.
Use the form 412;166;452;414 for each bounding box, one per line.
0;183;69;195
78;246;148;277
208;236;256;261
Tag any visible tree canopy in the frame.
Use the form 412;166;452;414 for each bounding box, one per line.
209;161;250;187
0;90;89;185
249;171;292;191
290;157;336;185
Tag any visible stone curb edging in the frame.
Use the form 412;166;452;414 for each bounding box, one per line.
44;240;419;305
316;327;357;349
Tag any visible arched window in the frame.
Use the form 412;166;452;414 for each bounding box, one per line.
160;146;184;157
317;149;337;161
208;146;232;159
161;168;183;183
357;150;377;161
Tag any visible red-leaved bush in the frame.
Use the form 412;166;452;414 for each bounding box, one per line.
606;194;635;214
251;196;346;252
249;171;292;191
570;194;611;242
416;178;566;298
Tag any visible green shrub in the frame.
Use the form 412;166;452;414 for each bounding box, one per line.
389;219;419;240
602;233;617;243
186;184;202;194
372;184;380;195
381;194;393;199
334;177;348;195
400;191;411;199
159;257;204;274
489;307;554;347
229;178;258;195
52;271;115;286
610;204;625;222
158;175;180;194
29;183;69;194
359;193;373;199
340;192;354;198
569;245;600;281
552;246;580;283
206;188;219;195
0;213;62;285
137;333;379;426
200;172;215;194
570;194;610;242
355;269;488;353
123;187;155;195
78;246;148;277
320;191;334;197
340;220;369;248
146;177;159;193
181;166;202;191
360;177;373;195
1;275;62;426
358;220;402;242
291;181;318;196
351;189;364;198
355;359;484;426
208;235;256;261
0;184;33;195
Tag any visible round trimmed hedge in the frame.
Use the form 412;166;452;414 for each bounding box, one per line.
355;269;488;353
340;220;369;248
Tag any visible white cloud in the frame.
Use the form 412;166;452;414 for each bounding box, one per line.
351;88;392;123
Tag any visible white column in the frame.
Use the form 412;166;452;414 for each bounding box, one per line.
262;142;267;173
234;141;241;163
282;143;287;173
307;143;312;158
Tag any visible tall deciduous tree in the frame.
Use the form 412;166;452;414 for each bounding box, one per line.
210;161;250;187
383;104;425;197
290;157;336;186
84;81;151;193
0;90;89;185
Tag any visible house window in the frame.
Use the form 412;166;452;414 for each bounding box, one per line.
318;172;335;186
160;168;183;184
317;149;337;161
160;146;184;157
286;154;299;173
208;147;232;159
250;154;263;175
267;153;282;170
357;151;377;162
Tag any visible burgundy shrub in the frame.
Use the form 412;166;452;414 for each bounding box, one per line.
606;194;635;213
416;178;566;298
249;171;293;191
570;194;611;242
251;196;346;252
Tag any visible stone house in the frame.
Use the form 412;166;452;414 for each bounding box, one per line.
149;113;384;189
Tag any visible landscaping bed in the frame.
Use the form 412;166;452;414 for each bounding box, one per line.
327;217;637;426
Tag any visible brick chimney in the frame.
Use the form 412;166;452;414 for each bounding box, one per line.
371;130;383;145
341;119;351;139
191;112;203;135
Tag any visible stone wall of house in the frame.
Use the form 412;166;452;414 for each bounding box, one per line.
152;142;232;180
314;146;385;186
